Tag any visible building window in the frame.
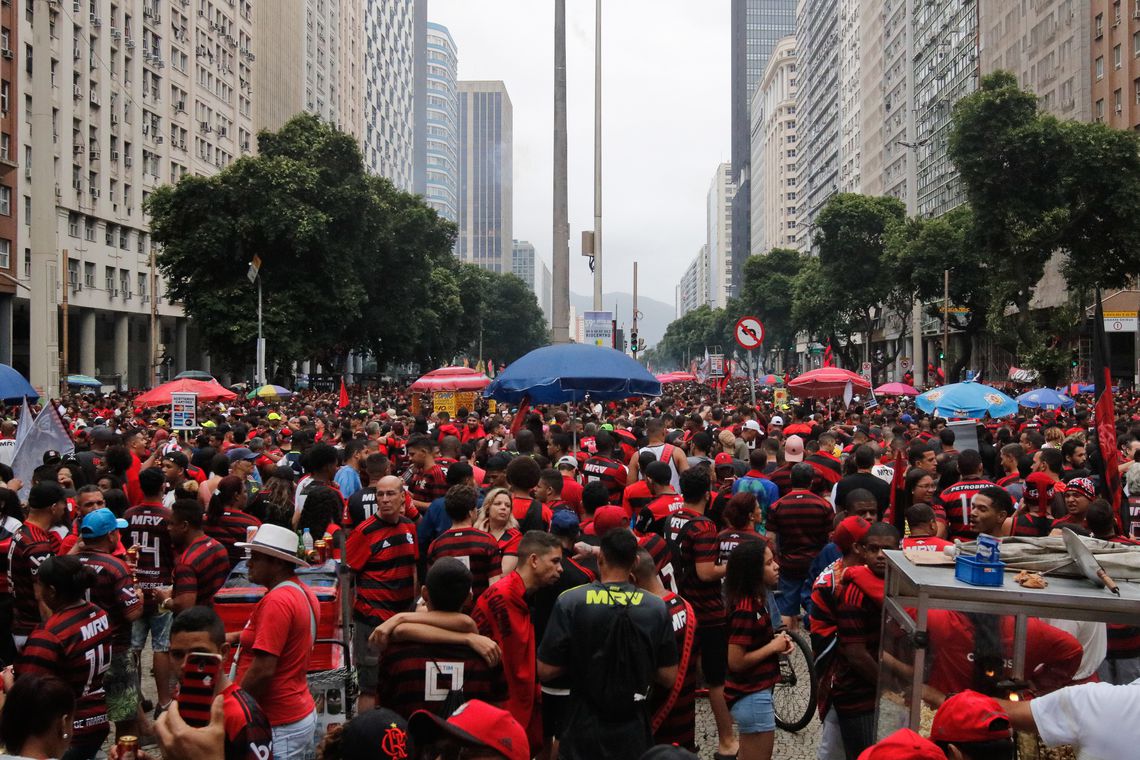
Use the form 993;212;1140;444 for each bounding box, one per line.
1097;57;1105;80
1115;88;1123;113
84;262;95;287
0;186;9;217
1097;13;1105;37
1115;0;1122;25
1096;98;1106;121
1115;44;1123;69
0;239;9;270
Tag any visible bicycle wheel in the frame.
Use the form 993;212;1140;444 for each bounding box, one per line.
773;628;817;733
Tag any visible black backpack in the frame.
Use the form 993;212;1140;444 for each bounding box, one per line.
583;587;656;720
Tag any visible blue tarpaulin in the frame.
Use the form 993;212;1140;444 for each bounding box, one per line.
484;344;662;404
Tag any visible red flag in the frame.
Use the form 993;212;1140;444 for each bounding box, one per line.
824;342;834;367
889;445;907;535
510;395;531;436
1092;290;1123;523
337;377;350;409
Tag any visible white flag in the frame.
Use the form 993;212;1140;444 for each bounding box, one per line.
11;404;74;501
843;380;854;408
13;398;32;450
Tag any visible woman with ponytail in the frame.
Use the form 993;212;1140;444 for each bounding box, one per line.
17;555;115;760
203;475;261;568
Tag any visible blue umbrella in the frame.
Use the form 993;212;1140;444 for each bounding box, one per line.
916;381;1018;419
0;364;38;402
66;374;102;388
1016;388;1075;410
484;344;661;404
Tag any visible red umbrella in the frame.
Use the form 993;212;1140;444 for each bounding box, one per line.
656;372;696;384
874;382;920;397
787;367;871;399
410;366;492;393
136;378;238;407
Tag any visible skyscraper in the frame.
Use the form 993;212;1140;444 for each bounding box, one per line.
511;240;551;326
707;163;736;308
751;37;800;255
796;0;840;246
457;81;513;273
362;0;418;189
731;0;795;289
423;23;458;222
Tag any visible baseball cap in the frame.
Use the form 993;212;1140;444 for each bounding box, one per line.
550;509;580;537
769;415;784;427
592;505;629;536
556;455;578;470
743;419;762;432
80;508;129;539
784;434;805;463
1066;476;1095;500
339;708;414;760
857;728;944;760
833;515;872;552
409;700;527;760
278;427;292;439
267;412;282;421
930;690;1012;745
90;426;116;443
226;447;258;462
714;452;735;469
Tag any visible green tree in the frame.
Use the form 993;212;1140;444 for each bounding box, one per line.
741;248;807;360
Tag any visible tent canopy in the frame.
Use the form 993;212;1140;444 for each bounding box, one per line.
410;366;492;393
485;344;661;404
136;378;237;407
787;367;871;399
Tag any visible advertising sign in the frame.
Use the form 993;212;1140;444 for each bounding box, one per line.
170;392;198;431
583;311;615;347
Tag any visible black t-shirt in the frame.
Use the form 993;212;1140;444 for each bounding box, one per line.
538;581;678;760
834;472;892;515
347;486;379;528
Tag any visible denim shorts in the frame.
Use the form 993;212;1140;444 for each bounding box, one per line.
131;609;173;652
730;688;775;734
775;572;809;617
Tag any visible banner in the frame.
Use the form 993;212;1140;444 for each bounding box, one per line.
11;404;74;501
170;392;198;431
433;391;457;417
583;311;614;347
1092;290;1124;528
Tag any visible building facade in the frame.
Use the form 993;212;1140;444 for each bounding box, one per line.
0;0;17;366
750;36;800;255
675;244;711;318
1090;0;1140;129
361;0;416;188
510;239;550;326
253;0;337;134
731;0;796;296
796;0;839;242
837;0;863;193
707;163;735;308
422;22;457;222
457;81;512;274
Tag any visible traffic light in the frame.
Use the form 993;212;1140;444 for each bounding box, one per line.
936;341;944;361
1071;349;1079;368
630;330;639;354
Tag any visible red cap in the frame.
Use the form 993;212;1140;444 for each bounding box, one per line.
409;700;527;760
279;427;292;439
931;690;1012;745
1024;472;1060;517
592;505;630;536
834;515;872;553
857;728;945;760
714;452;735;468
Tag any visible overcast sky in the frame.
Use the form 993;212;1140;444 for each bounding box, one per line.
431;0;731;308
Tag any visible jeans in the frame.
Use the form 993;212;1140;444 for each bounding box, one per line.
836;710;876;760
817;707;846;760
271;710;318;760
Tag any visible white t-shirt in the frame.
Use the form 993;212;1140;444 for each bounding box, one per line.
1045;618;1107;681
1030;677;1140;760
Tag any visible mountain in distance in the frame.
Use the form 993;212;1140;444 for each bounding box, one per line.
570;291;675;348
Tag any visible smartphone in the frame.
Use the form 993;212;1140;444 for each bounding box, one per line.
177;652;223;728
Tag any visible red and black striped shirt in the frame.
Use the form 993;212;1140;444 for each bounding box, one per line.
621;479;654;520
9;521;59;636
664;508;724;626
124;503;174;613
724;595;781;707
806;451;843;486
581;455;628;505
716;527;763;566
407;464;448;505
767;464;794;497
376;640;509;719
173;534;230;607
638;533;677;594
938;479;997;540
221;683;274;760
19;601;114;747
345;515;418;627
767;490;833;578
205;510;262;567
77;550;141;651
493;528;522;576
833;582;881;716
428;527;499;601
634;492;684;536
651;592;697;750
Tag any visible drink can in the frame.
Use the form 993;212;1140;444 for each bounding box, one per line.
314;540;327;563
117;735;139;760
246;525;259;543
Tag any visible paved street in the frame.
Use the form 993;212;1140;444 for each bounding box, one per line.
696;695;820;760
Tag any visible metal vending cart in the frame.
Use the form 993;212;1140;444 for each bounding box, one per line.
875;550;1140;740
215;551;357;745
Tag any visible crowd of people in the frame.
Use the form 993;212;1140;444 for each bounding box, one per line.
0;377;1137;760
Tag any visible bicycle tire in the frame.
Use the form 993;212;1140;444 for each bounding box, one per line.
773;628;817;733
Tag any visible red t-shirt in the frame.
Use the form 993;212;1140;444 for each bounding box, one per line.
236;580;320;726
901;536;953;552
560;475;584;515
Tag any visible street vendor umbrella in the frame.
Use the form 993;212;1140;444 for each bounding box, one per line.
0;364;38;402
66;374;102;388
1016;387;1076;411
136;378;237;407
247;384;294;400
787;367;871;399
916;381;1018;419
656;371;696;384
484;343;661;404
874;382;920;397
174;370;216;381
410;366;492;393
756;374;782;386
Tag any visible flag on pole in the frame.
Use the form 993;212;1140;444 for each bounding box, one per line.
337;378;350;409
11;402;74;501
1092;290;1124;526
889;445;908;536
842;380;854;408
824;342;834;367
14;397;32;450
510;395;531;437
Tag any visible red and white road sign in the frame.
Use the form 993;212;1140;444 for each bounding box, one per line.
735;316;765;350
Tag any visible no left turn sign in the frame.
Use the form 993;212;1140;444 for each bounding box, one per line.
735;317;764;350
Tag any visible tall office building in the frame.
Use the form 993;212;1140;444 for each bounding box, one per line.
731;0;795;293
337;0;364;141
457;81;512;273
675;244;711;318
511;239;551;326
837;0;864;193
362;0;417;189
751;36;800;255
796;0;840;243
422;22;457;222
707;162;735;308
1090;0;1139;129
0;0;18;367
14;0;256;388
254;0;339;134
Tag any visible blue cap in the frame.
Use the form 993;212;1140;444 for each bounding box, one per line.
549;509;580;537
901;414;914;424
226;446;258;462
80;508;128;538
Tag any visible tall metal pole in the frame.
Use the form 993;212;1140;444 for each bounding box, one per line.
632;261;638;357
256;276;265;385
906;0;923;385
150;246;159;385
59;250;68;398
592;0;603;310
30;0;59;393
552;0;571;343
942;269;950;381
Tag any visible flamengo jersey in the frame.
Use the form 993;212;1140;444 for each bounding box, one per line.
19;601;114;746
9;521;58;636
581;455;628;504
375;640;508;719
221;683;274;760
938;479;997;539
124;502;175;591
345;514;418;627
427;528;499;601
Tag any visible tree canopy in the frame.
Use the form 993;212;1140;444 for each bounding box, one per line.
148;114;548;377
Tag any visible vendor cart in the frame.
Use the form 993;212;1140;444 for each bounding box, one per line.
876;550;1140;740
216;554;358;739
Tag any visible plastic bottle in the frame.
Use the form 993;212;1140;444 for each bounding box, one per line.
302;527;314;554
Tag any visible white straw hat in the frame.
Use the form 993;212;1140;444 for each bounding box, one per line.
236;524;307;566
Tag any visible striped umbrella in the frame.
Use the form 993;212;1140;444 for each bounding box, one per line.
247;384;294;399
